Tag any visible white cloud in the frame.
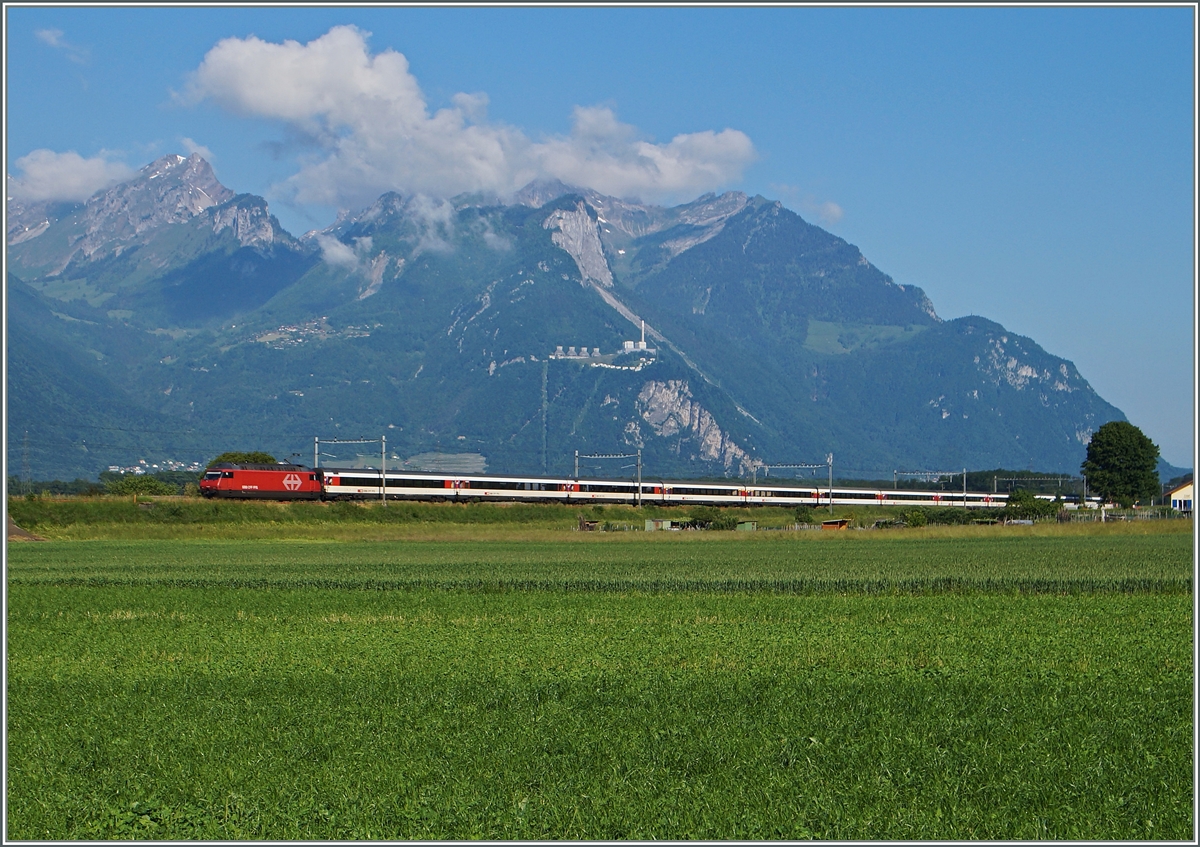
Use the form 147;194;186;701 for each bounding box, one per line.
35;28;64;47
315;233;359;268
814;200;843;225
534;106;757;201
180;137;214;161
8;149;134;202
480;219;512;252
316;233;388;269
35;28;88;64
406;195;456;254
185;25;756;211
770;183;845;227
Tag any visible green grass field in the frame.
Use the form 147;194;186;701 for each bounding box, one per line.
5;503;1194;839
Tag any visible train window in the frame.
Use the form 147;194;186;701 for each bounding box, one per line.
390;477;444;488
221;471;234;479
204;472;221;480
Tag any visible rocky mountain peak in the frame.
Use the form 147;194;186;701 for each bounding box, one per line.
512;179;581;209
6;174;81;246
209;194;291;250
77;153;235;257
511;181;752;245
512;180;664;239
351;191;409;226
544;201;614;289
310;192;414;242
677;191;749;228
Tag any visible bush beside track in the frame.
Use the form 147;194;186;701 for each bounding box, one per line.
5;496;842;534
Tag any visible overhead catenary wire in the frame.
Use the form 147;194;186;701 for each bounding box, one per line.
314;436;388;505
20;421;1082;497
574;449;642;506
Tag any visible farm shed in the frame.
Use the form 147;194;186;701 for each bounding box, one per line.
645;518;683;531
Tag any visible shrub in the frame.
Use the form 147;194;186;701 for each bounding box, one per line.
709;513;739;531
689;506;719;527
1001;489;1060;521
686;506;738;530
904;509;928;528
105;475;178;496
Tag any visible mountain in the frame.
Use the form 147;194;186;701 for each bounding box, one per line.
6;155;1145;482
6;154;316;327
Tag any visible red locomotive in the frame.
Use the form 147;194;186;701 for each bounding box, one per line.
199;462;322;500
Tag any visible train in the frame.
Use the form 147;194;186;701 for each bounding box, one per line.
200;463;323;499
200;461;1047;509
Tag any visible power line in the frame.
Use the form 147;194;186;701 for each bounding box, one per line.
574;449;642;506
752;461;828;485
991;475;1077;493
751;456;834;513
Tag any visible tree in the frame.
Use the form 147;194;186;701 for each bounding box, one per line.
207;451;277;467
1080;421;1159;508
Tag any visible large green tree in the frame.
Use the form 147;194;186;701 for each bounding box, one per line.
1080;421;1159;508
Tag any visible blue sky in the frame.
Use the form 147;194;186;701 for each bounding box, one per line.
5;5;1195;468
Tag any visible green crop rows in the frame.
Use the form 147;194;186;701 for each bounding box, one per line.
6;525;1194;839
7;531;1193;595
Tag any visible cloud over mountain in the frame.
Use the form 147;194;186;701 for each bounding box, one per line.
7;149;135;202
184;25;756;210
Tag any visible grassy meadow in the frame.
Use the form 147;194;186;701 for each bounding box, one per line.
5;498;1195;839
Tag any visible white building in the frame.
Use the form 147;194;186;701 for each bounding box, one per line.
1167;480;1193;515
622;320;656;354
